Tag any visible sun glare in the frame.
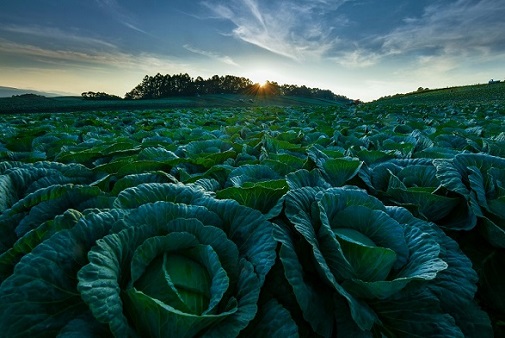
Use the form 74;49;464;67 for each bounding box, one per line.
248;69;273;87
242;69;280;95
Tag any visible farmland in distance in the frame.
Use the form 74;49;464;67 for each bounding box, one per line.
0;82;504;336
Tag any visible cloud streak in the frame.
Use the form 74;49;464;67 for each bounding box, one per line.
183;44;239;66
0;25;117;50
0;37;188;75
94;0;151;35
0;22;185;73
202;0;350;61
379;0;505;56
331;48;381;68
359;0;505;68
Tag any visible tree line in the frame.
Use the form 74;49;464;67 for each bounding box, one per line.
81;91;122;100
121;73;348;101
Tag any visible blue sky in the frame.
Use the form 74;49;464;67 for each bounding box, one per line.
1;0;504;101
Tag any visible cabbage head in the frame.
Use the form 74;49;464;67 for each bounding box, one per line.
274;186;492;337
0;183;277;337
359;158;472;229
435;153;505;247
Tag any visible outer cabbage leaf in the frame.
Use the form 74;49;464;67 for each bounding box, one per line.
386;206;493;337
0;210;125;336
110;171;178;195
0;184;103;254
0;209;83;282
216;179;288;217
0;174;16;212
320;157;363;187
262;153;306;176
225;164;281;188
307;146;363;186
113;182;208;209
0;161;95;211
239;298;299;338
274;220;340;337
285;169;332;190
56;313;110;338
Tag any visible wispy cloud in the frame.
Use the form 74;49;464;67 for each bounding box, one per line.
331;49;381;68
1;25;117;50
326;0;505;69
121;21;151;36
183;44;239;66
0;20;191;76
202;0;351;61
0;38;111;66
377;0;505;59
0;37;188;74
94;0;151;35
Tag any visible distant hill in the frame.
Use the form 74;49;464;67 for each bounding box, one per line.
0;94;345;114
374;82;505;105
0;86;67;98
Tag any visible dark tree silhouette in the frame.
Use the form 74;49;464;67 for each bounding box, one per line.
124;73;348;101
81;91;122;100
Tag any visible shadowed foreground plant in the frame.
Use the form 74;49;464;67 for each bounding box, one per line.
0;184;277;337
273;186;492;337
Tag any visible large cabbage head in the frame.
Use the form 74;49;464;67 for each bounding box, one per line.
274;186;491;337
0;183;277;337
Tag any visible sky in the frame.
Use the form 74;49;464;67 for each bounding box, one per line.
0;0;504;101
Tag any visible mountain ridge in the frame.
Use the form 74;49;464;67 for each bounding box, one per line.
0;86;73;98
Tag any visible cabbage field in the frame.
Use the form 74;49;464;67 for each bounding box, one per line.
0;102;504;337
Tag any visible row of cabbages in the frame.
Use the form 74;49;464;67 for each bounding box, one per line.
0;105;503;336
0;151;503;337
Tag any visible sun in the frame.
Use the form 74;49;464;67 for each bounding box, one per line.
247;69;273;87
241;69;279;96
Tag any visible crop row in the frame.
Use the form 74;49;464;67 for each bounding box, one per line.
0;104;504;337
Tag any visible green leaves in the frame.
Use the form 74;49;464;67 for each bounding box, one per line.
275;186;488;336
0;103;503;336
360;158;472;229
217;165;288;215
0;177;276;337
0;210;124;336
0;184;104;255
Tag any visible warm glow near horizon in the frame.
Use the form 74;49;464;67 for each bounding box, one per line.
245;69;275;87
